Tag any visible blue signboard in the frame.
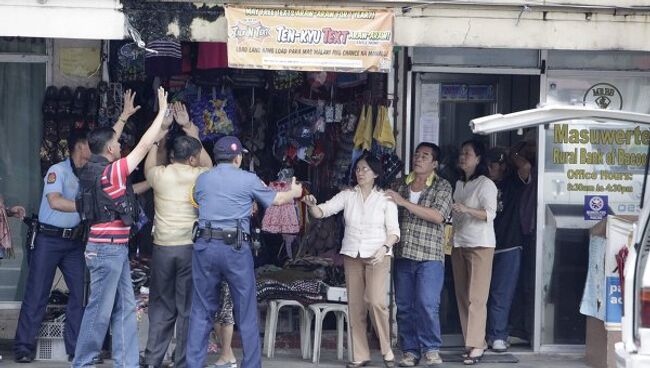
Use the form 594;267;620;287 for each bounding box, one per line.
585;195;608;220
605;276;622;324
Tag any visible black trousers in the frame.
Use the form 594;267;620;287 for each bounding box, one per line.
144;244;193;368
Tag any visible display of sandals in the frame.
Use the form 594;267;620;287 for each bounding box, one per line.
40;84;102;175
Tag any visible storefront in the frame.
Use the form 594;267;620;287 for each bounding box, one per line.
398;45;650;354
0;3;400;348
3;0;650;356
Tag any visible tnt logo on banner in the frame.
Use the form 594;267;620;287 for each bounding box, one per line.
584;195;608;220
605;276;622;325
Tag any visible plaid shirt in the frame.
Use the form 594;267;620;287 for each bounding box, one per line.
394;174;453;262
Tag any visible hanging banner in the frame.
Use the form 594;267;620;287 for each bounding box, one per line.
225;6;394;73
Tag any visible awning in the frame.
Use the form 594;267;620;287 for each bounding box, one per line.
470;106;650;135
0;1;125;40
4;1;650;52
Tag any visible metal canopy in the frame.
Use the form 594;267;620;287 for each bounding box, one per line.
470;106;650;135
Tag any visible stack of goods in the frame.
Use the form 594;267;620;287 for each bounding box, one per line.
256;279;328;305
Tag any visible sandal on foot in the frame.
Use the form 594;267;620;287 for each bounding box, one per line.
463;354;483;365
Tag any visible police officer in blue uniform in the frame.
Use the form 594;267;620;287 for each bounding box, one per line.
14;130;91;363
187;136;303;368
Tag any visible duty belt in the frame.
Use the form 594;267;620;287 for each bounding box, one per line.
196;228;251;242
38;223;82;240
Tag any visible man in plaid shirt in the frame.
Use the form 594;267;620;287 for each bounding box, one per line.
386;142;452;367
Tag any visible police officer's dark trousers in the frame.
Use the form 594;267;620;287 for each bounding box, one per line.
14;233;85;357
186;238;261;368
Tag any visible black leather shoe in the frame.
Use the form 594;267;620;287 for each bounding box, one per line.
68;354;74;362
15;354;33;363
92;356;104;364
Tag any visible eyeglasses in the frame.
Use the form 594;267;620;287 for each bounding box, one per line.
355;166;372;173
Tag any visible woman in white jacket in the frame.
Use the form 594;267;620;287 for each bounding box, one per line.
451;140;498;365
303;153;400;368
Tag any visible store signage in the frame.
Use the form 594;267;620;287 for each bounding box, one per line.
584;195;608;220
605;276;622;325
552;123;649;197
225;6;394;73
583;83;623;110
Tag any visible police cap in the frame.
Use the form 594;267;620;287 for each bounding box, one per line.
213;136;249;160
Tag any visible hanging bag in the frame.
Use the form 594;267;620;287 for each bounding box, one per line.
373;105;396;149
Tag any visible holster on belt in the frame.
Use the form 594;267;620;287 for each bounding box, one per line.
223;230;238;246
235;219;242;250
21;215;39;265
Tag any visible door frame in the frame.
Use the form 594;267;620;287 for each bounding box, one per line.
408;67;542;350
472;105;650;352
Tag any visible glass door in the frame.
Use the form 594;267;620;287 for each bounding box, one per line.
414;74;498;346
0;38;48;301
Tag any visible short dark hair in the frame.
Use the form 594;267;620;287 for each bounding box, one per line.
460;139;489;181
352;152;384;187
171;136;202;162
213;146;237;163
68;129;88;153
214;154;239;164
415;142;441;162
88;127;116;155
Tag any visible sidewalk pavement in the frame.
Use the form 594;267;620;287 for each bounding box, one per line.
0;349;589;367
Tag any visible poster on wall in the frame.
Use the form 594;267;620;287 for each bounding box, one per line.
419;83;440;143
225;6;394;73
59;48;100;78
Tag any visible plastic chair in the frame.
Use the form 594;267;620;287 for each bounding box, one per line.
305;303;352;364
263;299;309;358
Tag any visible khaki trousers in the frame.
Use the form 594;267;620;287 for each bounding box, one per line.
344;255;392;362
451;246;495;349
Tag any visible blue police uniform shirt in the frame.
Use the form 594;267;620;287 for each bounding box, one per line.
38;159;81;228
194;164;276;233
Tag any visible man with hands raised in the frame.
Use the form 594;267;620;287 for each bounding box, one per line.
141;101;211;368
72;87;170;368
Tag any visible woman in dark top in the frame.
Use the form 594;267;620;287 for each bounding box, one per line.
484;145;532;353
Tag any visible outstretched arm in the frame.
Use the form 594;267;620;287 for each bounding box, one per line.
113;89;141;139
144;129;169;177
125;87;168;174
272;177;302;206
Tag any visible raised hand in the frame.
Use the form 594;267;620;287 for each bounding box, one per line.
120;89;141;121
161;104;174;130
157;87;168;117
173;102;191;128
